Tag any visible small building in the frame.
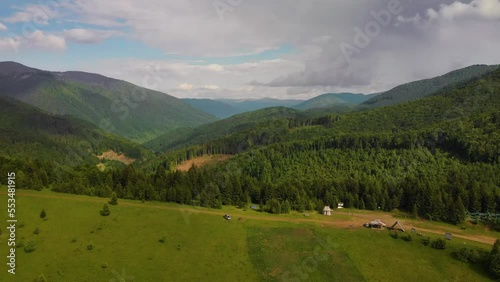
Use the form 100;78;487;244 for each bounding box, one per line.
323;206;332;216
337;202;344;209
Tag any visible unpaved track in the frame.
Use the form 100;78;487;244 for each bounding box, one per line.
5;192;498;245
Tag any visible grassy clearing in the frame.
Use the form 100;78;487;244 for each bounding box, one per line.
0;189;495;281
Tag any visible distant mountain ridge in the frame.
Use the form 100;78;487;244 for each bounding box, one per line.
183;98;304;118
363;64;500;107
292;93;377;110
0;62;217;143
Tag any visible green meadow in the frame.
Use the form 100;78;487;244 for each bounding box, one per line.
0;189;495;281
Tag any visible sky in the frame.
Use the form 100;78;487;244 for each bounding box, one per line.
0;0;499;100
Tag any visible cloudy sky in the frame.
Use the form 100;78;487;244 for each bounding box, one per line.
0;0;499;99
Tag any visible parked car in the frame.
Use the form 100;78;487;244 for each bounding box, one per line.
223;214;231;220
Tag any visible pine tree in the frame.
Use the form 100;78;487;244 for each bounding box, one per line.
412;204;418;218
100;204;111;216
39;209;46;219
108;192;118;205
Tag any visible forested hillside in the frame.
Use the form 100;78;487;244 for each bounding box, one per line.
363;64;500;108
144;107;305;152
10;66;499;227
293;93;376;110
0;62;216;142
0;95;151;166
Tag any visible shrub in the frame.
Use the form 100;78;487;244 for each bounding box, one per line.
16;241;25;249
403;234;413;242
70;238;77;243
39;209;46;219
390;232;399;239
422;237;431;246
490;254;500;278
101;262;108;269
109;192;118;205
33;227;40;235
431;238;447;250
453;247;488;263
159;236;167;243
100;204;110;216
87;242;95;251
24;241;36;253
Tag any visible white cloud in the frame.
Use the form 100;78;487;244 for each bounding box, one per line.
28;30;66;52
0;31;66;53
4;4;58;25
205;64;224;72
427;0;500;21
203;84;220;90
64;29;122;44
4;0;500;99
0;37;21;51
178;83;194;91
0;23;7;31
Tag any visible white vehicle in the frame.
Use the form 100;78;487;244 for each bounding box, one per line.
223;214;231;220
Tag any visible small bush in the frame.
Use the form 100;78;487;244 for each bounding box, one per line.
100;204;110;216
101;262;108;269
390;232;399;239
40;209;46;219
453;247;488;263
24;241;36;253
431;238;447;250
70;238;77;243
87;242;95;250
109;192;118;205
422;237;431;246
403;234;413;242
159;236;167;243
16;241;25;249
33;227;40;235
19;223;25;228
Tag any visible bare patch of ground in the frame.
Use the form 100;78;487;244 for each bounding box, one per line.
97;150;135;165
175;155;232;171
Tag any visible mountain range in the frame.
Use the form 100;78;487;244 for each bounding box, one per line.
0;62;216;143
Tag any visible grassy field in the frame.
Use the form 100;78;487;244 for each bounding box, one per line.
0;189;496;281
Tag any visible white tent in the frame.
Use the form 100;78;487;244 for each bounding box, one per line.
370;219;386;228
323;206;332;216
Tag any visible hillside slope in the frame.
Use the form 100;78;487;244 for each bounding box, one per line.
0;62;217;142
182;98;241;118
143;107;304;152
363;64;500;108
0;95;150;165
293;93;376;110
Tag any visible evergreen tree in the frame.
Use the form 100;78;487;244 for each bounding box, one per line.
100;204;111;216
39;209;46;219
108;192;118;205
412;203;418;218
